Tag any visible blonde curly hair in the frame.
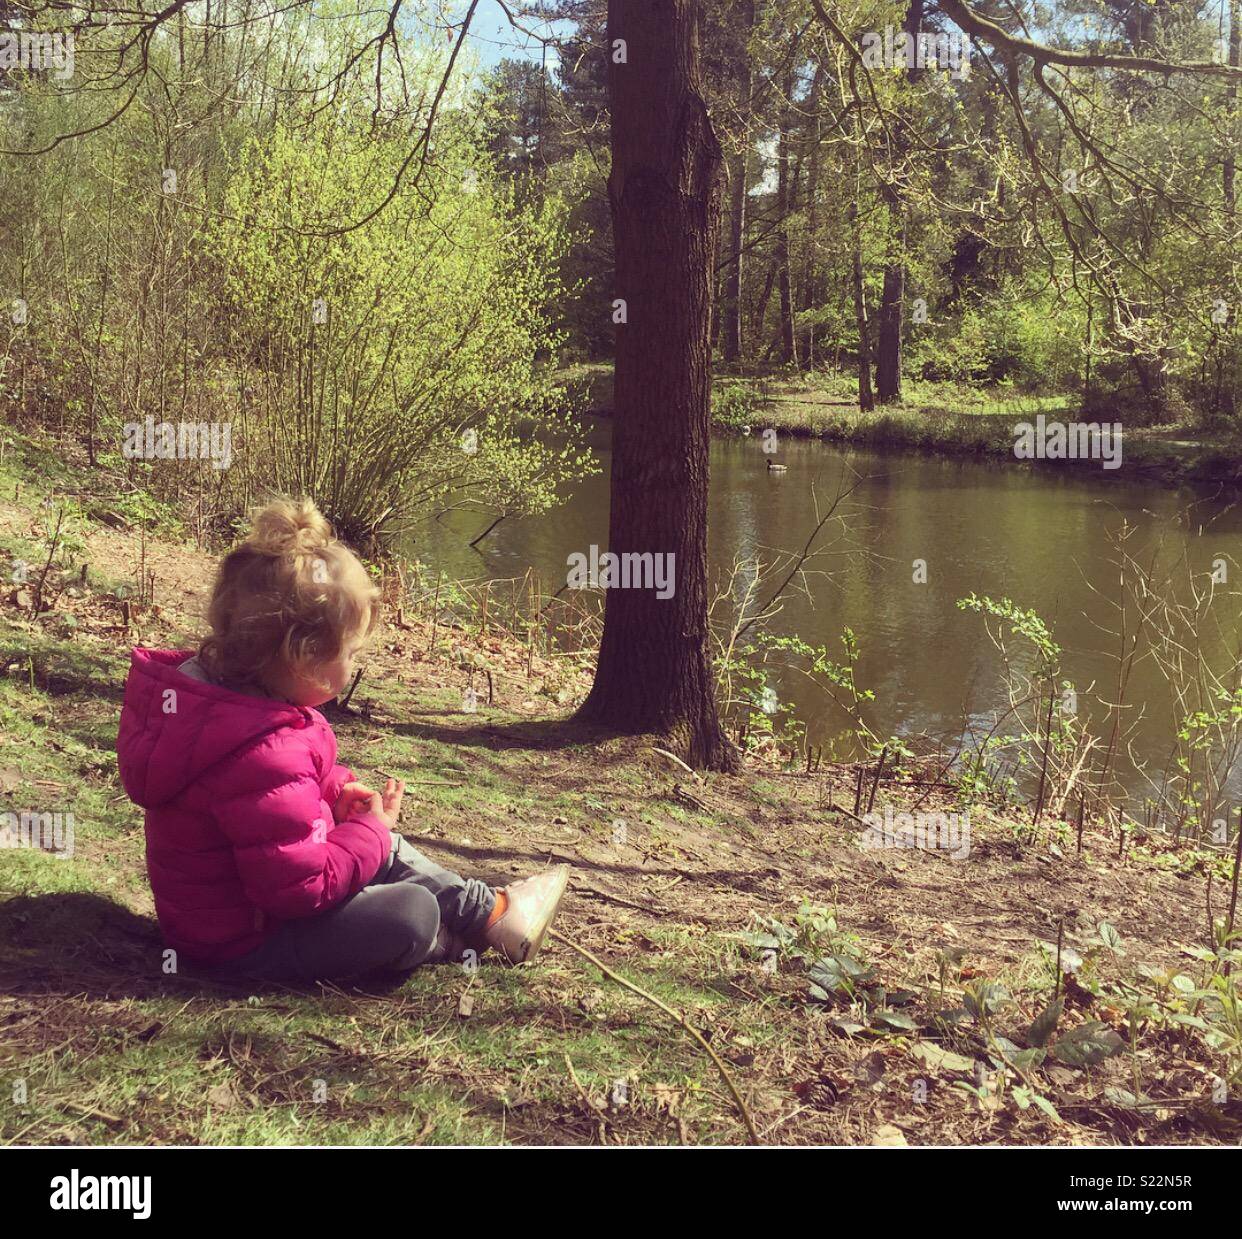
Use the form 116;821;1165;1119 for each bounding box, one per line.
199;498;379;686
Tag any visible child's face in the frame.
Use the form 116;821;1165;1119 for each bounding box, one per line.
264;609;371;707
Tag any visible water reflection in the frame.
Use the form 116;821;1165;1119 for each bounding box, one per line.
404;419;1242;804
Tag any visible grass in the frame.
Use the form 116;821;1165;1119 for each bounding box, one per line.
1;424;1240;1145
0;480;774;1142
555;362;1242;484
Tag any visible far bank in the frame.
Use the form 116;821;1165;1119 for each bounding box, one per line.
557;363;1242;488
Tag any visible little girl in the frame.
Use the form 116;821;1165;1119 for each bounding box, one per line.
117;498;568;981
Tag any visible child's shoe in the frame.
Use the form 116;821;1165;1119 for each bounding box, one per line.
485;865;570;964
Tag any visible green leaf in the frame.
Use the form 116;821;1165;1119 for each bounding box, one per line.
872;1009;919;1032
739;932;783;952
934;1006;972;1029
1026;997;1064;1047
1098;922;1124;954
809;954;875;993
1180;945;1218;962
963;981;1010;1019
1038;941;1084;974
1050;1022;1124;1067
1031;1094;1061;1122
1166;1012;1208;1030
1007;1047;1048;1071
830;1016;868;1036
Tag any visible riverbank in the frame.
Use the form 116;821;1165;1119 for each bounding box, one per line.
1;427;1239;1146
558;363;1242;487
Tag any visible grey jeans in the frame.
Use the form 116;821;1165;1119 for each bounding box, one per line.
216;834;496;982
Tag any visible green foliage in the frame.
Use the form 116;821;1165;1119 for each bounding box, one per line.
0;8;596;543
956;594;1062;673
210;111;594;539
716;627;875;760
908;288;1083;391
711;380;768;431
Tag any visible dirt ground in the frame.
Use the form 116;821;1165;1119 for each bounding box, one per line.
0;452;1239;1145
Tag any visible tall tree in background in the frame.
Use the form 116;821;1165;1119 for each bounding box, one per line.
578;0;737;771
796;61;824;368
874;0;925;404
1223;0;1240;418
772;58;798;366
720;0;756;364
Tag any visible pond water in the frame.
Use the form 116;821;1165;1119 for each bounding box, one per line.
404;418;1242;808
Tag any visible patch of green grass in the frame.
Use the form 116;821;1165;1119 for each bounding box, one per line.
0;598;767;1145
3;927;765;1144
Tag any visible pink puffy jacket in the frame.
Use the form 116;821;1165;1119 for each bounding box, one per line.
117;648;392;964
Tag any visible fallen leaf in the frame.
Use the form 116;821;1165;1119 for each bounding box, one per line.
910;1042;976;1074
871;1123;908;1146
206;1080;241;1110
854;1051;887;1089
651;1083;682;1116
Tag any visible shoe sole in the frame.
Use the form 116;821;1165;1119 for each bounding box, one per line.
518;864;570;964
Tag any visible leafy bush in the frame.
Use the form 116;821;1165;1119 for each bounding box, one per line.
210;111;594;541
910;290;1082;391
711;380;767;431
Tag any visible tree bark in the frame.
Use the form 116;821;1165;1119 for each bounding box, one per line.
796;63;823;369
578;0;737;773
874;0;924;404
774;64;796;367
721;0;754;365
751;255;776;345
874;248;905;403
850;200;875;411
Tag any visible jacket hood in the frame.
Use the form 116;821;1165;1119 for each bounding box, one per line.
117;648;315;808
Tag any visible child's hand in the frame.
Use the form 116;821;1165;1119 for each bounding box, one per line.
334;781;376;823
375;777;404;830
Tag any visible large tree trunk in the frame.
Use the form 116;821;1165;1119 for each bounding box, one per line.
874;0;924;404
874;242;905;402
578;0;737;772
751;256;776;345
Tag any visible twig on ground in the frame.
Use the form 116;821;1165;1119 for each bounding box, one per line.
563;1053;610;1144
651;746;704;783
373;768;465;787
338;668;364;710
549;929;759;1144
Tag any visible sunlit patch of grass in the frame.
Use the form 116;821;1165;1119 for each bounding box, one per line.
0;849;102;898
2;927;770;1144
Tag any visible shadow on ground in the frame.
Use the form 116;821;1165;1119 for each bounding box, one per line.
383;716;608;752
